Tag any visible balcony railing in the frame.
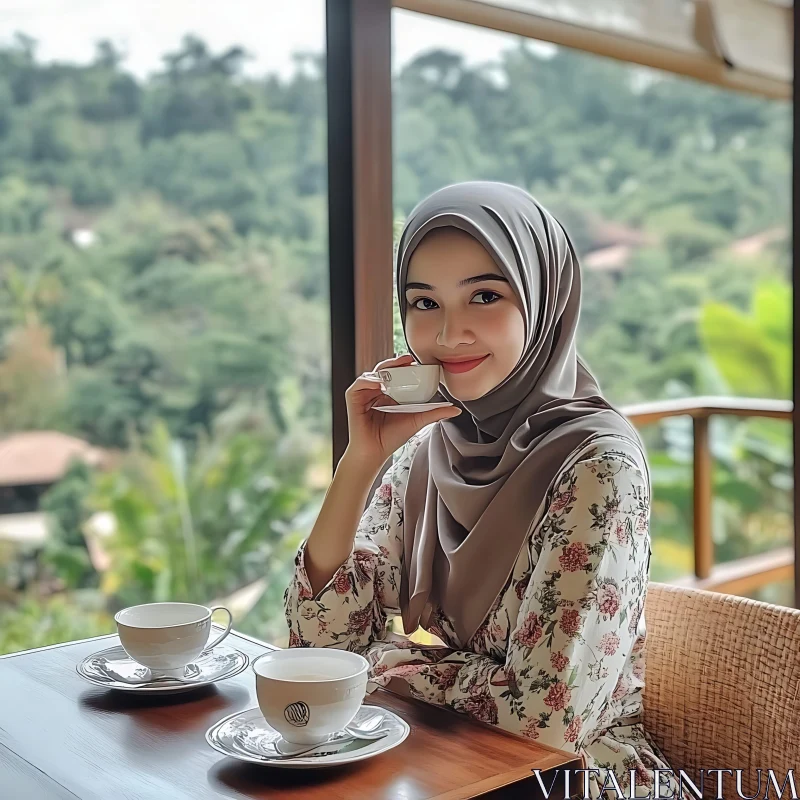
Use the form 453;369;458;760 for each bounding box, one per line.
621;396;794;596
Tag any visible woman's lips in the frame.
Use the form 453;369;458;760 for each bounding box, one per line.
439;355;490;374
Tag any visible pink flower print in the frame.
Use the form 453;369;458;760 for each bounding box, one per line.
382;663;427;679
288;629;310;648
544;681;571;711
436;664;461;691
550;651;569;672
514;611;543;647
632;635;645;653
297;580;313;601
612;675;629;701
559;608;582;639
596;581;621;617
463;687;498;725
559;542;590;572
614;520;628;545
599;632;620;656
515;574;530;600
377;481;393;502
633;659;645;681
333;572;352;594
634;759;654;788
346;607;373;636
564;715;583;743
549;482;576;514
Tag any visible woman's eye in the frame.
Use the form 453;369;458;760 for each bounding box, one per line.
410;292;501;311
472;291;501;304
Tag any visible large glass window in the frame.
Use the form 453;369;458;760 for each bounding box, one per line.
392;10;792;604
0;3;329;653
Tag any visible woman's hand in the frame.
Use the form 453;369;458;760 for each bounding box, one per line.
343;353;461;472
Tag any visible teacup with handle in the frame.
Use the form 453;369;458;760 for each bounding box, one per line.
114;602;234;675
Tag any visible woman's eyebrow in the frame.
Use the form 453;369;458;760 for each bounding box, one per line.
405;273;509;291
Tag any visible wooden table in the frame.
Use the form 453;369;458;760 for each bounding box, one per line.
0;630;583;799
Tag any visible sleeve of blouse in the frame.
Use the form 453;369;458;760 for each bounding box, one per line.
282;434;419;655
369;448;651;755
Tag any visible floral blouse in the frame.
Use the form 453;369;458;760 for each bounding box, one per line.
283;425;685;799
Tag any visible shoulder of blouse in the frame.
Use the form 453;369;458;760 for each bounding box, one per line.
569;433;649;484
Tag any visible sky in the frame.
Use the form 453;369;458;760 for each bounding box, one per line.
0;1;554;79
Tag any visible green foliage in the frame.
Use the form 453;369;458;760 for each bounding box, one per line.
0;593;113;656
700;280;791;399
89;415;315;610
39;460;97;589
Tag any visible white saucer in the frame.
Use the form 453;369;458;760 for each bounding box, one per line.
76;644;249;694
374;402;453;413
205;704;410;769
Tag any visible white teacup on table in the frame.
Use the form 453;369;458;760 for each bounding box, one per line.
114;602;233;676
252;649;370;746
364;363;451;411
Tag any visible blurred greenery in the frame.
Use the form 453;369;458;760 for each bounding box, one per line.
0;29;793;655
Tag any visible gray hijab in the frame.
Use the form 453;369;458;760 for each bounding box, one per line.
396;181;648;647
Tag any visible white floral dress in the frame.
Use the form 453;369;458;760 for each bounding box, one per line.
284;425;686;799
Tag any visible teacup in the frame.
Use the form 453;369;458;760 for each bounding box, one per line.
114;602;233;673
252;649;369;745
363;363;443;404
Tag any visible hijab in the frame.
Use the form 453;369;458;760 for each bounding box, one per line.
396;181;649;647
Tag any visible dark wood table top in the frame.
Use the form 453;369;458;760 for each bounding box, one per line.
0;629;583;800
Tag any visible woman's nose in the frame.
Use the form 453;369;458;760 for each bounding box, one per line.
436;313;475;349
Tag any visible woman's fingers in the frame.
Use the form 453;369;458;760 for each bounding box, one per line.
415;406;461;426
350;375;387;392
373;353;415;370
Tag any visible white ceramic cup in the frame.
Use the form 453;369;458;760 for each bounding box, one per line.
114;602;233;673
252;649;370;745
363;363;443;404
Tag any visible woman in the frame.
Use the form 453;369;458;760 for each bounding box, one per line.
284;182;687;799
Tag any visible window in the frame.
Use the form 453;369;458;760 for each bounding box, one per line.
392;9;792;600
0;2;329;653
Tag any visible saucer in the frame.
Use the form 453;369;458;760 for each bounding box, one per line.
76;644;249;694
374;402;453;413
205;705;410;769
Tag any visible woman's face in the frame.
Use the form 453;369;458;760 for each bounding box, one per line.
404;227;526;402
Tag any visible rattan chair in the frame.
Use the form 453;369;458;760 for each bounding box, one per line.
642;582;800;797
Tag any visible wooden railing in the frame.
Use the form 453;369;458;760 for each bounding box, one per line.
621;396;794;595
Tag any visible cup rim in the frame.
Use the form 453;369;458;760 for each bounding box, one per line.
114;601;212;629
384;363;439;372
251;649;370;684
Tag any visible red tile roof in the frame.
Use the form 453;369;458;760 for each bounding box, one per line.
0;431;107;487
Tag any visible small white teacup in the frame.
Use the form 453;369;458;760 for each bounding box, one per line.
252;649;369;745
363;363;443;404
114;602;233;674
